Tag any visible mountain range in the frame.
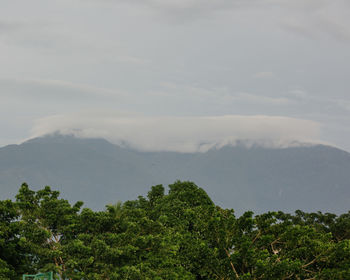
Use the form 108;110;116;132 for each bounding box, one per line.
0;134;349;214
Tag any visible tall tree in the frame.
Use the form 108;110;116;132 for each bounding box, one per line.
0;199;33;279
15;184;83;279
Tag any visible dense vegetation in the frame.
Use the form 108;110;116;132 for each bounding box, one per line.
1;182;350;279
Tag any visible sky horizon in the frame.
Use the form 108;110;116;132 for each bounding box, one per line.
1;0;350;152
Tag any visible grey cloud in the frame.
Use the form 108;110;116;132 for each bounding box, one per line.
317;18;350;42
0;0;349;152
0;20;23;33
122;0;244;12
109;0;265;23
334;99;350;112
155;83;292;107
0;78;134;128
118;0;350;41
253;72;275;79
282;17;350;42
278;1;350;42
233;92;290;105
0;78;128;100
0;19;57;48
284;89;350;115
113;55;151;64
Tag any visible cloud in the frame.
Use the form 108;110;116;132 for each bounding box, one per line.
278;0;350;42
287;89;308;99
116;0;350;41
0;20;23;33
0;78;128;100
30;113;321;153
154;83;292;108
282;17;350;42
253;72;275;79
123;0;244;13
233;92;290;105
109;0;264;23
113;55;151;64
332;99;350;112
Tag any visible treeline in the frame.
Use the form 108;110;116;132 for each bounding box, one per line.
1;182;350;280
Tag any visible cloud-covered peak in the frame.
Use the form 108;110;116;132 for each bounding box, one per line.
30;113;321;153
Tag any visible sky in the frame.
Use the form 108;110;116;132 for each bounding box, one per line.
1;0;350;152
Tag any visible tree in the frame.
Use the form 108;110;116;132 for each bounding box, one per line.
1;181;349;279
15;183;83;279
0;199;33;279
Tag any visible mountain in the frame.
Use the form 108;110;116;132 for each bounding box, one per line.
0;134;349;214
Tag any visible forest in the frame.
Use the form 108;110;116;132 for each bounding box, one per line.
1;181;350;280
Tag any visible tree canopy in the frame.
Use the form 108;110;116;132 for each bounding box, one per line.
1;181;349;279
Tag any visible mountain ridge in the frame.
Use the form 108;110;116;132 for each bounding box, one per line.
0;134;349;214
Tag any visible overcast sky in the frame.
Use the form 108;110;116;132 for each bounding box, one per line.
1;0;350;152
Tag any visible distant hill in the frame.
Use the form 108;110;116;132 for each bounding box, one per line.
0;134;349;214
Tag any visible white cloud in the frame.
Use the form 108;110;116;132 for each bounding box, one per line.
30;113;321;153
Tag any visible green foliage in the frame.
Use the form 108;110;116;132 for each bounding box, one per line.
0;198;33;279
15;183;83;279
1;181;350;279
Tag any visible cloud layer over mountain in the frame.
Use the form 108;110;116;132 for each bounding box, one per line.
31;113;321;152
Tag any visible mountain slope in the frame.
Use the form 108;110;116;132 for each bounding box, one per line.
0;135;349;213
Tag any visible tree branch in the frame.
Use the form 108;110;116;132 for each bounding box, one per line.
224;248;239;279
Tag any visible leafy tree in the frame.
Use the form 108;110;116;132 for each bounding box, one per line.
15;183;83;279
0;199;33;279
1;181;349;279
